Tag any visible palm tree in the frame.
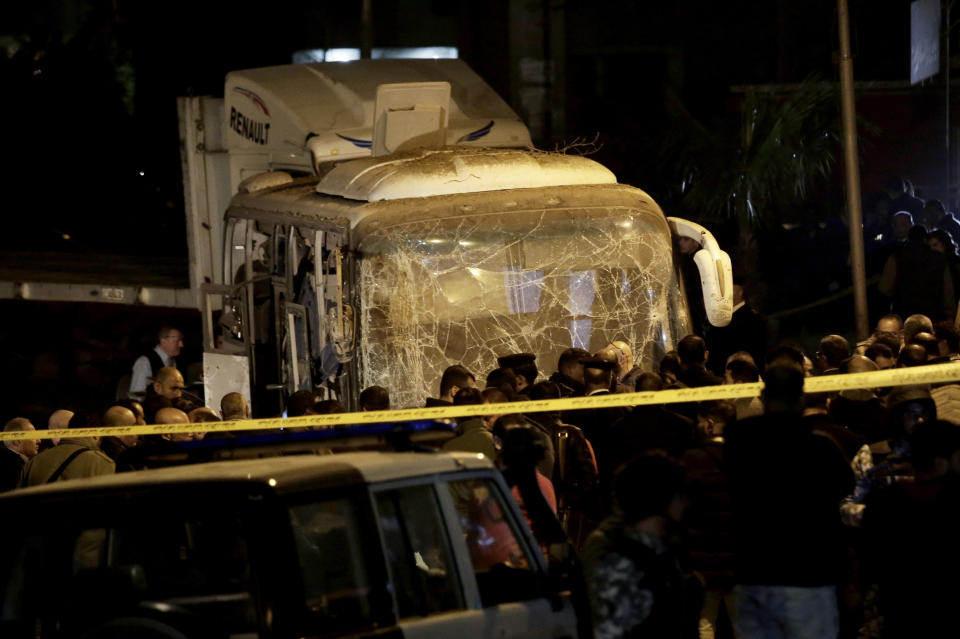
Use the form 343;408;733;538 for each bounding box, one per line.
660;76;841;273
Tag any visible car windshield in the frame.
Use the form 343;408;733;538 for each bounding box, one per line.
358;204;690;407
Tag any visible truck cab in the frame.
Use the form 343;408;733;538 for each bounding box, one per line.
182;59;733;414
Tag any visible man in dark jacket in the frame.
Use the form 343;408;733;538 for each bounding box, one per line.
566;360;628;472
677;335;723;388
724;363;853;638
0;418;39;491
567;357;630;523
878;225;954;320
607;372;696;460
426;364;476;407
584;454;702;639
828;356;888;443
706;283;767;376
441;388;497;461
549;347;591;398
497;352;538;395
99;405;141;472
861;420;960;637
814;334;851;376
678;235;708;337
682;401;737;639
526;381;599;547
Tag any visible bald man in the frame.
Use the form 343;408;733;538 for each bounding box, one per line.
156;407;189;424
99;405;140;466
185;407;218;441
121;399;146;425
875;315;903;340
48;409;73;430
104;405;137;429
155;407;195;442
843;354;880;375
1;418;39;491
42;409;73;450
115;406;195;471
611;340;644;390
595;346;631;393
188;407;219;422
21;411;115;486
152;367;185;402
221;392;250;421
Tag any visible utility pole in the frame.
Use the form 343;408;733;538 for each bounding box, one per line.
947;1;953;207
837;0;870;341
361;0;373;60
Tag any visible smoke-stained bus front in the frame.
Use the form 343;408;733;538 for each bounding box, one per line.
354;186;693;408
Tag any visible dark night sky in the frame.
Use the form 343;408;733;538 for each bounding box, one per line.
0;0;930;258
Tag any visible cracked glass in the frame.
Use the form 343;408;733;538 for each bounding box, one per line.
358;203;691;408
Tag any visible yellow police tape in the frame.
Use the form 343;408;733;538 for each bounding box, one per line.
4;361;960;442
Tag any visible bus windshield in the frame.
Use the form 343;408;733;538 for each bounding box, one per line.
358;204;691;407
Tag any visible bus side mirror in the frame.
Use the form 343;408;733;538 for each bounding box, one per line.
667;217;733;327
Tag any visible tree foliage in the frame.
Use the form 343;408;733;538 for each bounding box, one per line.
662;76;841;229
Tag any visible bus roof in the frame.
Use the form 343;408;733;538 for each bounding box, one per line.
316;146;617;201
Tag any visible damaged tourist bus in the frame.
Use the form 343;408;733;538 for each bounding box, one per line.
186;60;732;414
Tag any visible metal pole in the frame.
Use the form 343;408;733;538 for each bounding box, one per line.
360;0;373;60
947;1;953;207
548;0;566;145
837;0;870;341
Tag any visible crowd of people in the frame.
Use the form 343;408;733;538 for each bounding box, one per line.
4;310;959;638
419;315;960;639
5;206;960;639
865;177;960;322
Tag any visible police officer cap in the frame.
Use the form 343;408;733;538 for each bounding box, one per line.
497;352;536;369
579;357;616;371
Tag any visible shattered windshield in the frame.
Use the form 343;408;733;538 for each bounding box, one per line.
358;204;690;408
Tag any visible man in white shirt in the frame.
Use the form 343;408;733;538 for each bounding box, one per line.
129;326;183;398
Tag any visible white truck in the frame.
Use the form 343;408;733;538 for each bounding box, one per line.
14;59;735;414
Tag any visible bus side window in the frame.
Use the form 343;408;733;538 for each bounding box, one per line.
273;225;288;278
229;220;272;287
226;219;248;286
312;231;349;398
290;228;321;362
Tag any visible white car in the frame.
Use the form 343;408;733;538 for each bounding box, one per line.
0;446;586;639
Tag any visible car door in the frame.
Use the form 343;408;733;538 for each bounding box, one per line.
285;490;399;639
437;474;580;639
370;481;487;637
371;476;579;639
